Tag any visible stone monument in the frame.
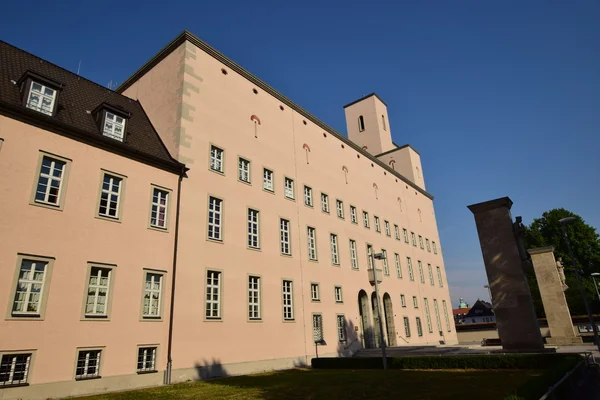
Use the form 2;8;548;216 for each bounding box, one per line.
528;247;582;345
468;197;544;350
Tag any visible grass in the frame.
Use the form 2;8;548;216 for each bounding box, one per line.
78;368;543;400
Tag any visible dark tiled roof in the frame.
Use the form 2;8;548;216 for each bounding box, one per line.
0;41;184;174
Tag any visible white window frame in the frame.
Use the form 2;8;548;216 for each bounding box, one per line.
284;177;295;199
330;233;339;265
426;238;431;252
263;168;274;192
209;145;224;173
149;187;169;230
424;298;433;333
207;196;223;241
280;218;291;255
282;280;294;321
334;286;343;303
247;208;260;249
411;232;417;247
75;349;102;380
395;253;402;278
416;317;423;337
443;300;451;332
419;235;424;249
382;249;389;276
205;270;222;320
102;112;126;141
11;259;49;317
304;186;313;207
428;264;434;286
384;221;390;236
349;239;359;270
394;225;400;240
136;346;157;373
413;296;418;308
374;216;380;232
350;206;358;224
336;200;344;219
26;81;56;115
248;275;261;320
307;227;317;261
321;193;330;213
400;294;406;307
98;172;123;220
310;283;320;301
407;257;414;281
313;314;324;342
337;314;347;342
418;260;425;283
34;156;66;207
403;228;409;243
434;299;442;333
367;244;374;269
433;241;438;254
362;211;370;228
437;266;444;287
0;353;31;386
404;317;411;337
238;157;251;183
84;266;112;317
142;272;163;319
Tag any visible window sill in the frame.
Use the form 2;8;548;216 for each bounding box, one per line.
262;188;275;194
83;315;109;320
30;200;63;212
304;204;314;208
207;238;224;244
322;210;330;215
238;179;252;186
148;225;169;233
76;376;102;381
247;246;261;252
204;318;223;322
337;216;345;220
95;214;122;224
7;314;41;321
209;168;225;176
137;370;158;375
284;196;296;202
283;319;296;323
280;253;292;257
335;301;344;304
0;383;30;389
311;299;320;303
248;319;263;323
141;316;163;322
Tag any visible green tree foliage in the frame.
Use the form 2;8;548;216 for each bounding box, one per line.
524;208;600;316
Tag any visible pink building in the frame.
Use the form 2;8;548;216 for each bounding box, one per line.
0;31;456;399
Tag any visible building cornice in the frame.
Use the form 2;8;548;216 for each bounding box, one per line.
342;92;387;109
467;197;513;214
375;143;421;158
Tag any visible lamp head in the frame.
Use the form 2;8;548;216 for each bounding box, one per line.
373;253;386;260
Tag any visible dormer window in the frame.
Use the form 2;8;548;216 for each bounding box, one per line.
103;112;126;141
358;115;365;132
26;82;57;115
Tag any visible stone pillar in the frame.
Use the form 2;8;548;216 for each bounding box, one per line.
468;197;544;350
528;247;582;345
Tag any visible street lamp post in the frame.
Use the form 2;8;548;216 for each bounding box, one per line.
370;251;388;370
559;217;600;351
591;273;600;303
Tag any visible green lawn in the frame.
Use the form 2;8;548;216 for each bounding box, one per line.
78;368;543;400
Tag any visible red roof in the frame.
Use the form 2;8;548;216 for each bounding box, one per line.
452;308;471;316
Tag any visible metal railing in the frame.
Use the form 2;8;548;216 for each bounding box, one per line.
538;352;595;400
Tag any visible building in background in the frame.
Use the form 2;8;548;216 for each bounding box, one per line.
453;298;471;324
453;299;495;325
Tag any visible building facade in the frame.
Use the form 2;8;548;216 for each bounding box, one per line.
0;30;457;399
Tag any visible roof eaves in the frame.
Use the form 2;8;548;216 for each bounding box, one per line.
342;92;387;109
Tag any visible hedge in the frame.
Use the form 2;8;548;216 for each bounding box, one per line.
311;353;582;371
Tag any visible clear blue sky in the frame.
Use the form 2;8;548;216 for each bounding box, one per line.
3;1;598;307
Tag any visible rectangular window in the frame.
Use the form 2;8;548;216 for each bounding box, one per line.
362;211;370;228
433;241;438;254
210;145;224;173
411;232;417;247
205;270;221;319
349;240;358;270
434;299;442;334
248;276;261;320
330;234;339;265
382;249;389;276
404;317;411;337
282;280;294;320
374;216;380;232
412;296;418;308
424;298;433;333
102;112;126;141
437;266;443;287
280;218;291;255
407;257;414;281
428;264;434;286
150;187;169;229
34;156;66;206
350;206;358;224
304;186;313;207
384;221;391;236
400;294;406;307
26;81;56;115
403;228;409;243
336;200;344;219
84;266;112;317
335;286;343;303
418;261;425;283
426;239;431;252
442;300;451;332
142;272;163;318
366;244;374;269
0;353;31;386
137;347;157;373
312;314;324;342
419;235;424;249
238;158;250;183
321;193;330;213
263;168;274;192
207;197;223;241
11;259;49;316
98;173;123;219
337;315;347;342
284;177;295;199
75;350;101;380
307;227;317;261
247;208;260;249
394;253;402;278
416;317;423;337
394;225;400;240
310;283;320;301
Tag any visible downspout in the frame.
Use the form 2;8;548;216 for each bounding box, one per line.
166;168;185;384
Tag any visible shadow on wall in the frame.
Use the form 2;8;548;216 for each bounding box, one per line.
337;319;362;357
195;358;229;380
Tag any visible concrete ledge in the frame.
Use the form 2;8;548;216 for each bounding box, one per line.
528;246;555;255
546;336;584;346
467;197;513;214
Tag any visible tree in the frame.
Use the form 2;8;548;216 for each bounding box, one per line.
524;208;600;316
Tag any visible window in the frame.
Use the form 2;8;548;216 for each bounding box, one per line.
394;225;400;240
84;266;112;317
411;232;417;247
263;168;274;192
0;353;31;386
142;272;163;318
150;187;169;229
424;298;433;333
313;314;324;342
434;299;442;334
102;112;126;141
205;270;221;319
247;208;260;249
366;244;374;269
11;258;50;317
330;234;340;265
98;173;123;219
207;197;223;241
26;81;56;115
350;206;358;224
320;193;330;213
404;317;411;337
209;145;224;173
407;257;414;281
433;241;438;254
412;296;418;308
394;253;402;278
403;228;409;243
307;227;317;260
416;317;423;337
248;276;261;320
336;200;344;219
400;294;406;307
382;114;387;131
349;240;358;270
384;221;391;236
358;115;365;132
282;280;294;320
137;347;157;373
311;283;320;301
75;349;101;380
238;158;250;183
337;315;347;342
437;266;444;287
374;216;380;232
425;264;433;286
34;155;66;207
426;239;431;252
304;186;313;207
284;177;295;199
418;261;425;283
335;286;343;303
419;235;424;249
362;211;370;228
280;218;291;255
443;300;451;332
382;249;389;276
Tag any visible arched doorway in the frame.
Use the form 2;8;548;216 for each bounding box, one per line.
383;293;397;346
371;292;384;348
358;290;375;348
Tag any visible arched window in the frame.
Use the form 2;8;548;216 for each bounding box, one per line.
382;115;387;131
358;115;365;132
